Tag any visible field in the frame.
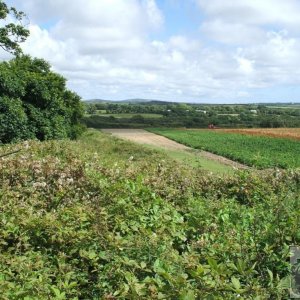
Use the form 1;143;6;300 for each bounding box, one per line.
150;128;300;169
98;113;163;119
0;129;299;299
219;128;300;140
102;129;246;173
266;105;300;109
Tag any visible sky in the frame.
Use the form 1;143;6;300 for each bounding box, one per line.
2;0;300;103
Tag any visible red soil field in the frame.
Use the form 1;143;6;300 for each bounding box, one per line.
217;128;300;140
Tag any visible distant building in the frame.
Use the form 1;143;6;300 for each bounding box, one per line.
250;110;257;114
196;110;207;114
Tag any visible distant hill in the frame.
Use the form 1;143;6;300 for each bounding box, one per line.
84;99;300;105
84;98;175;105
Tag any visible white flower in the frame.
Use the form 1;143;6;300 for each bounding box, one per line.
33;182;47;188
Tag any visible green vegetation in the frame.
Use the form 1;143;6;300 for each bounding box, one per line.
142;144;233;174
150;128;300;169
83;101;300;129
0;129;299;299
1;2;299;298
98;113;163;119
0;55;84;143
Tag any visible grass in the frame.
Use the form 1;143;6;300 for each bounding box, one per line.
150;128;300;169
142;144;234;174
0;129;299;299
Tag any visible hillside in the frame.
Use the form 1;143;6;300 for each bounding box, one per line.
0;129;299;299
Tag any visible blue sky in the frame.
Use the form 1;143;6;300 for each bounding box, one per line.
3;0;300;103
154;1;201;38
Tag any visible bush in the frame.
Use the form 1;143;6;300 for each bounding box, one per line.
0;96;32;143
0;130;298;298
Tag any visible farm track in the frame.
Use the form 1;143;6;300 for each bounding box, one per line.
102;129;248;169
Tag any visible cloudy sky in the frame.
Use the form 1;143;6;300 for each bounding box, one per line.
3;0;300;103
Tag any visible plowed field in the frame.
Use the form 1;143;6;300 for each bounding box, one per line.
218;128;300;140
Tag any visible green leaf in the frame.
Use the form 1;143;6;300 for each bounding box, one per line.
208;258;218;271
231;277;241;290
180;290;195;300
277;276;290;290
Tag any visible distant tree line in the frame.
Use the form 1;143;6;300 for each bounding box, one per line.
83;102;300;129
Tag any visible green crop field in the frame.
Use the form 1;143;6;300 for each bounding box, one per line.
150;128;300;169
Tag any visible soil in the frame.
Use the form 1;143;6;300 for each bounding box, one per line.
217;128;300;141
102;129;248;169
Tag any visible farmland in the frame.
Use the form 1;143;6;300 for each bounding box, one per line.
1;129;299;299
102;129;241;174
98;113;164;119
1;1;300;299
83;101;300;129
150;128;300;169
219;128;300;140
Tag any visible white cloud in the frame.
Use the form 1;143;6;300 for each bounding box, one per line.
2;0;300;102
142;0;164;29
196;0;300;29
201;20;266;45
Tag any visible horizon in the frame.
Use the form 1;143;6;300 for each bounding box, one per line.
84;98;300;105
3;0;300;104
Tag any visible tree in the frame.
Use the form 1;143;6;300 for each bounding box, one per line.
0;56;85;143
0;96;32;143
0;0;29;55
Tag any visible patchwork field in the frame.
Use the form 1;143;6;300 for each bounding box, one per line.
150;128;300;169
102;129;246;173
98;113;163;119
218;128;300;140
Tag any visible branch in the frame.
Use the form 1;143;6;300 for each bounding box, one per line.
0;149;21;158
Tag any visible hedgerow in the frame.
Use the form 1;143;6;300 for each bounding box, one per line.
0;130;299;299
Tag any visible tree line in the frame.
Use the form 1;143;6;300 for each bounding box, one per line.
83;102;300;129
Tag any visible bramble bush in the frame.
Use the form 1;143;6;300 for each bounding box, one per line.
0;130;299;299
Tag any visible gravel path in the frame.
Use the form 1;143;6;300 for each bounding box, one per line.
102;129;248;169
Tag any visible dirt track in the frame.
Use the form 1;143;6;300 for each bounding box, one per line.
102;129;248;169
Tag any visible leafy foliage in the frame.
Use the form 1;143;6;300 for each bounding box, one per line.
151;128;300;169
0;0;29;55
0;129;299;298
0;55;85;143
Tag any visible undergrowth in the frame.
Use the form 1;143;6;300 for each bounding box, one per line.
0;129;299;299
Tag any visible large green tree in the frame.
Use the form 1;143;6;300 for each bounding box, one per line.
0;0;29;55
0;56;85;143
